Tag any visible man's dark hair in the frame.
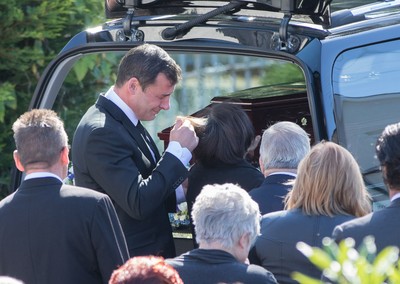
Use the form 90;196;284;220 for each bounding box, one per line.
116;44;182;90
376;122;400;190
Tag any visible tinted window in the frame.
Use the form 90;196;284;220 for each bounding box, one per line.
53;51;306;151
333;40;400;209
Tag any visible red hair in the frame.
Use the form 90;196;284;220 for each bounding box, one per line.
109;256;183;284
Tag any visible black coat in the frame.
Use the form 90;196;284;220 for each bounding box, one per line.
72;95;188;257
249;173;295;216
166;249;277;284
333;198;400;252
0;177;129;284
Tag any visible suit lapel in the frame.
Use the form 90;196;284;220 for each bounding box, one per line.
141;126;161;161
96;95;159;166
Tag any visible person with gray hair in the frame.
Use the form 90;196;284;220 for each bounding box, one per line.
249;121;310;215
166;183;277;284
0;109;129;284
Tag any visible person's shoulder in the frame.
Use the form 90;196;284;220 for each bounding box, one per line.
261;209;290;220
244;264;278;283
248;182;267;196
336;211;375;230
237;159;262;172
0;192;16;207
61;184;110;201
260;209;302;230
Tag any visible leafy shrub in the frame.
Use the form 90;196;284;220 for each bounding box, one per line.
293;236;400;284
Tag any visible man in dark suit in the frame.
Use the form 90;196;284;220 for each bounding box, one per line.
332;122;400;252
72;44;199;258
0;109;129;284
249;121;310;215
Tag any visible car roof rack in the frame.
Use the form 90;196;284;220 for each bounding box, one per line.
331;0;400;27
107;0;332;51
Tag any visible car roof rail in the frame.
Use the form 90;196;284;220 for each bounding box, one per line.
331;0;400;28
159;0;331;52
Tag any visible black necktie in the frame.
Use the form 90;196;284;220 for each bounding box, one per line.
136;121;148;141
136;121;158;161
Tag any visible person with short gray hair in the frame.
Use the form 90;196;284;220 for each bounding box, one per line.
249;121;310;215
166;183;277;284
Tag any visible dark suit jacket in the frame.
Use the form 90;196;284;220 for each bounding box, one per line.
249;173;295;215
249;209;355;284
332;198;400;252
186;160;264;212
72;95;188;257
186;160;264;247
0;177;129;284
166;249;277;284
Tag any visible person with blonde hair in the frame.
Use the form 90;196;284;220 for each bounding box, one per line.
249;141;371;284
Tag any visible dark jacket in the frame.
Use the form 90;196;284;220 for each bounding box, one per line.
72;95;188;257
250;209;355;284
166;249;277;284
249;173;295;215
332;198;400;252
187;160;264;215
186;160;264;247
0;177;129;284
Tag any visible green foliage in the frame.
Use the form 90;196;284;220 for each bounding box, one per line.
293;236;400;284
261;62;304;85
0;0;105;198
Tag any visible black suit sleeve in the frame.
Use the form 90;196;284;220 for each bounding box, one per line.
78;125;187;220
91;195;129;282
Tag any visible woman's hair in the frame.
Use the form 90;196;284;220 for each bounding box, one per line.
192;183;261;249
285;141;371;217
192;102;255;166
109;256;183;284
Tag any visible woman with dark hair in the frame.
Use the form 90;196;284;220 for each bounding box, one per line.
185;102;264;246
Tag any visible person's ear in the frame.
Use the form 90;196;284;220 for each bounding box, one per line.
259;156;264;173
128;77;140;93
13;150;25;172
239;232;251;250
60;146;70;167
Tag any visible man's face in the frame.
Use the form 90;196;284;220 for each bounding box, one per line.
132;73;175;121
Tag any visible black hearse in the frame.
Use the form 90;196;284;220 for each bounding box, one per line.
11;0;400;250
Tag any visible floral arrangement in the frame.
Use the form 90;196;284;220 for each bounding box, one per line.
64;164;75;185
169;202;190;229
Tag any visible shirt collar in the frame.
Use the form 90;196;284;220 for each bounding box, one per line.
267;171;297;178
24;172;63;182
104;86;139;126
391;192;400;202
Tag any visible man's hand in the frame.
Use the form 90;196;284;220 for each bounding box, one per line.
170;118;199;152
